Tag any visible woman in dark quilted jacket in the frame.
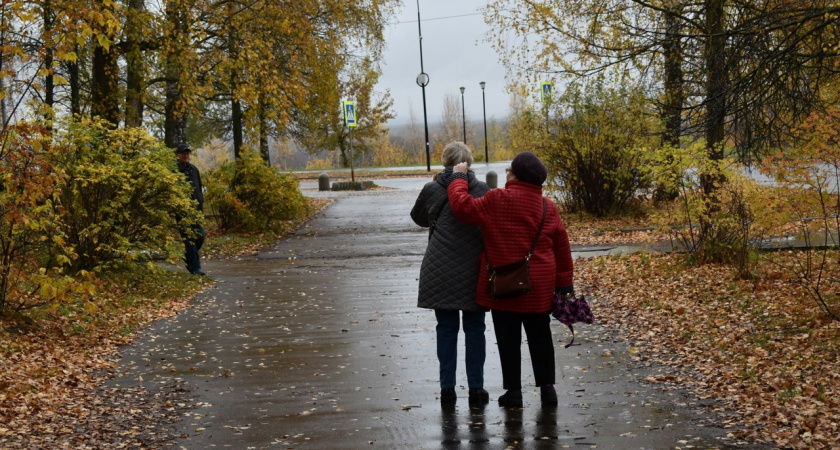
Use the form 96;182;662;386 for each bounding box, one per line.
410;142;491;407
449;151;574;408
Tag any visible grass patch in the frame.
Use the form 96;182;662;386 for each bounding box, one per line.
203;197;331;259
294;168;433;180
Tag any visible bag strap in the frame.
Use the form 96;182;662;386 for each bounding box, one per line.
485;199;547;268
529;199;548;257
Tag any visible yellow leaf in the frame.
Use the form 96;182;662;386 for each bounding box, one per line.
96;34;110;51
55;50;78;63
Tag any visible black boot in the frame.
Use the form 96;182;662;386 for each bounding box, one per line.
468;388;489;406
440;388;457;405
540;385;558;405
497;389;523;407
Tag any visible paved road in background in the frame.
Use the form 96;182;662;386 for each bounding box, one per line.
109;174;752;449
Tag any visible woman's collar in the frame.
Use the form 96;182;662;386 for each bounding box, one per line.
503;179;543;192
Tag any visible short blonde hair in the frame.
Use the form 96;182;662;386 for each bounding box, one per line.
441;141;473;167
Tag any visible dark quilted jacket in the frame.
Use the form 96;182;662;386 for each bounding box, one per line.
411;169;490;311
448;178;574;313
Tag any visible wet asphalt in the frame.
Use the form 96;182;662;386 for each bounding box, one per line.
110;172;746;449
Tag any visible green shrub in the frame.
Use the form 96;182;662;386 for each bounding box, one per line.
0;122;83;315
50;118;200;272
648;140;777;278
522;79;660;216
205;149;308;232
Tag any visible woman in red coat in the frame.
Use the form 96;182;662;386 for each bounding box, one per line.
449;151;574;407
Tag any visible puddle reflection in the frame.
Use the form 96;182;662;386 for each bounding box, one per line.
440;404;490;449
534;405;559;448
502;407;524;446
439;404;560;448
468;405;489;446
440;404;459;447
502;405;559;449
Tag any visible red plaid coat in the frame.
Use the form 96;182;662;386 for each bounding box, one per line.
448;178;574;313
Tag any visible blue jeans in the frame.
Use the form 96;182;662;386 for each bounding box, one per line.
182;225;205;273
435;309;486;389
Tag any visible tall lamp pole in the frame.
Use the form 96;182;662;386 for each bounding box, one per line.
480;81;488;163
416;0;431;172
459;86;466;144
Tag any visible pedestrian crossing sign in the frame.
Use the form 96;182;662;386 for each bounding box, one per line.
343;100;357;128
541;82;553;102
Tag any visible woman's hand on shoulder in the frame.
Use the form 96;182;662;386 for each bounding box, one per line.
453;162;468;174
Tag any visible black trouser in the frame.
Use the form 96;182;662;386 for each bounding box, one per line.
180;225;205;274
491;310;555;390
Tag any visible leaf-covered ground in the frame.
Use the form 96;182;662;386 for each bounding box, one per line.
564;214;672;245
578;251;840;449
0;198;331;448
0;266;210;448
557;209;840;447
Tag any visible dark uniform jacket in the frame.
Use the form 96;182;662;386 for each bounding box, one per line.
411;169;490;311
178;162;204;212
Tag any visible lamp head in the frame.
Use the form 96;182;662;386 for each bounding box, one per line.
416;72;429;87
480;81;486;90
459;86;465;94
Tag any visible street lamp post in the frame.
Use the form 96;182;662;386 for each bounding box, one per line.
416;0;431;171
480;81;488;163
459;86;466;144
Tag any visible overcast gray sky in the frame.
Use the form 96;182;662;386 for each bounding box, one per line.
377;0;511;126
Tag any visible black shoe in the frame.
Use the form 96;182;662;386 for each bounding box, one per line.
498;389;523;408
440;388;457;405
191;270;207;276
468;388;489;405
540;385;558;405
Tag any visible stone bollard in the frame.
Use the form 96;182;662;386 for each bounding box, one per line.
318;173;330;191
486;170;498;189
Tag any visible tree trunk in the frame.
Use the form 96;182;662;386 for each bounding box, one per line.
258;91;269;164
164;0;187;147
229;25;243;159
165;76;187;147
232;93;243;159
90;0;120;125
125;54;143;127
69;44;80;116
91;44;119;125
703;0;726;195
124;0;145;128
43;0;54;124
662;8;683;148
655;5;685;202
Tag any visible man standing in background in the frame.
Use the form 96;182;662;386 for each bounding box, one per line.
175;143;206;276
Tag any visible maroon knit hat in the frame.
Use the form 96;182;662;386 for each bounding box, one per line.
511;151;547;185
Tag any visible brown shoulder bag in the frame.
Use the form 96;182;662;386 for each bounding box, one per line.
485;199;546;300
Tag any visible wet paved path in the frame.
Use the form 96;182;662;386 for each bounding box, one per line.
110;180;741;449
